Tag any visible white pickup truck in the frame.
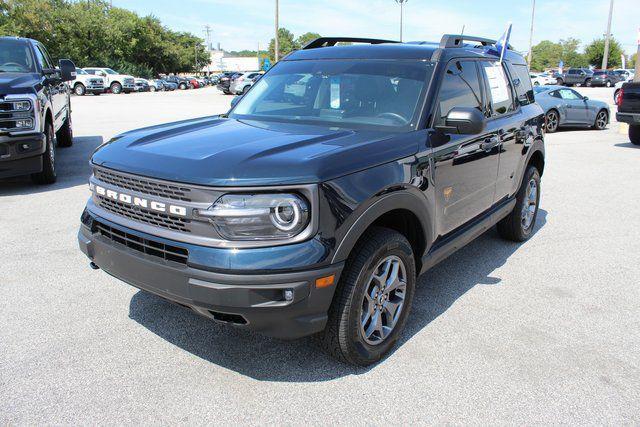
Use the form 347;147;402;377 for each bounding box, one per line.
82;67;135;94
72;68;105;96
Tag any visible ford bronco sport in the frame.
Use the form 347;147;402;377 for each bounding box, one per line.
78;35;545;365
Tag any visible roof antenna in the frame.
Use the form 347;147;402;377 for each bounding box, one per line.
460;25;465;36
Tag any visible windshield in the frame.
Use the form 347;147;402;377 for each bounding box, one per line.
0;39;37;73
104;68;118;75
230;59;434;131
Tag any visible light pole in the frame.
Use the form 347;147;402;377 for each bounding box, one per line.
527;0;536;66
395;0;408;42
602;0;614;69
274;0;279;62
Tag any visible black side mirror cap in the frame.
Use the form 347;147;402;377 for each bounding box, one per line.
58;59;76;82
436;107;486;135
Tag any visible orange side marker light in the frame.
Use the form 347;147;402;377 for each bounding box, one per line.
315;275;335;288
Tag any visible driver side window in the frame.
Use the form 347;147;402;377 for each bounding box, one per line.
32;45;50;70
435;60;483;126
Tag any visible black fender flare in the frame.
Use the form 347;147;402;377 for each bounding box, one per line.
331;188;433;264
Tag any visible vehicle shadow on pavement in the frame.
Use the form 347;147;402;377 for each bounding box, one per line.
128;209;547;381
614;142;639;149
0;135;103;196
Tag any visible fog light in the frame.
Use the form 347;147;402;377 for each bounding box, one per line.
283;289;294;301
15;118;33;129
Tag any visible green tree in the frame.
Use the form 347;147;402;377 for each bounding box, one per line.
295;32;321;49
530;38;587;71
584;38;624;68
268;27;296;62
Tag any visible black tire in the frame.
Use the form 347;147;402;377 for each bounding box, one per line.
150;85;156;92
545;109;559;133
593;109;608;130
74;83;86;96
556;78;564;86
56;111;73;147
605;80;612;88
179;83;187;90
630;125;640;146
110;82;122;94
223;90;231;95
31;122;57;185
318;227;416;366
585;78;592;87
93;92;101;96
241;85;251;94
497;166;541;242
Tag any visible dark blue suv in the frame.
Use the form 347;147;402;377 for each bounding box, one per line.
78;35;545;365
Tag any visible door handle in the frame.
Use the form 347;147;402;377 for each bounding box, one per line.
480;136;500;151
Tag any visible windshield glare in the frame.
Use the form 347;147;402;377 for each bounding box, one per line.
230;60;434;131
0;39;36;73
104;68;117;75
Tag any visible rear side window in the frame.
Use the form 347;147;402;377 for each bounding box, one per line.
480;62;516;117
435;60;483;126
511;64;534;106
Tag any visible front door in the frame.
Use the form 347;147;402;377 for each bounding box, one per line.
430;60;499;237
558;88;588;123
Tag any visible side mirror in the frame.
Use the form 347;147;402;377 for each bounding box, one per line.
230;95;241;108
583;96;589;101
437;107;485;135
58;59;76;82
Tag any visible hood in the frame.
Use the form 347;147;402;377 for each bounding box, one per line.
0;73;40;95
91;117;421;187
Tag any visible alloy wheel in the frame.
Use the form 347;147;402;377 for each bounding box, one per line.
596;111;608;129
521;179;537;230
546;111;558;132
359;255;407;345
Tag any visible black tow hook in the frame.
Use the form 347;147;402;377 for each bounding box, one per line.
89;262;100;270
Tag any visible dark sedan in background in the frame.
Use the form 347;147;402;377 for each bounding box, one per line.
591;70;624;87
534;86;610;133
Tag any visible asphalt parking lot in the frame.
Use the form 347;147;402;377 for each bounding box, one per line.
1;87;639;424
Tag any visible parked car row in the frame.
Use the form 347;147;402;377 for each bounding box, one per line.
554;68;634;88
71;68;220;96
216;71;263;95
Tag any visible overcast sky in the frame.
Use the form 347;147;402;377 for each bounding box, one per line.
112;0;639;56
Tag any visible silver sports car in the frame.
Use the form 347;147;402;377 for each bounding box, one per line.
534;85;610;133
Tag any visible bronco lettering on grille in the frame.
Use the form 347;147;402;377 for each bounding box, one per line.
93;184;188;217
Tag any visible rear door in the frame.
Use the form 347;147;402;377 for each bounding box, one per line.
431;59;499;236
33;43;66;130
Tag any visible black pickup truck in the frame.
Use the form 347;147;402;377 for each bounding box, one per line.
616;81;640;145
0;37;76;184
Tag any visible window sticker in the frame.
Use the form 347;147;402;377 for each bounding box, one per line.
484;64;510;104
330;76;341;109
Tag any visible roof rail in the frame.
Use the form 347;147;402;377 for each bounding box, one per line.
439;34;513;50
303;37;399;50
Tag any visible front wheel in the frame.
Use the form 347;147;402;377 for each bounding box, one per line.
31;122;57;185
556;78;564;86
150;86;156;92
318;227;416;366
110;82;122;94
497;166;541;242
605;80;612;88
179;83;187;90
74;83;86;96
585;78;592;87
545;110;559;133
630;125;640;145
593;110;608;130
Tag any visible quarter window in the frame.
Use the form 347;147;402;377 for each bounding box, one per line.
558;89;582;100
511;64;534;106
435;60;483;126
480;62;516;117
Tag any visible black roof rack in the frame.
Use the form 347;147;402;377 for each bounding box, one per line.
303;37;399;50
439;34;513;50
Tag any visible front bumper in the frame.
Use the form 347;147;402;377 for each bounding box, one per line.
0;132;45;179
617;112;640;124
78;212;343;339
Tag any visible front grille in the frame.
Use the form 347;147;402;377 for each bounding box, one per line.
95;221;188;265
97;195;191;232
124;78;134;85
94;168;192;202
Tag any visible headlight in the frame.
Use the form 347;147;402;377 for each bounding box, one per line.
203;193;310;241
12;100;31;111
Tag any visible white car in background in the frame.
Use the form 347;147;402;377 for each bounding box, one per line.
72;68;105;96
614;75;634;104
530;72;557;86
83;67;135;94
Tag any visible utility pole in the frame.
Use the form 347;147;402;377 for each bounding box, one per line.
635;27;640;82
274;0;279;62
203;25;212;75
195;43;198;75
602;0;614;69
395;0;408;42
527;0;536;66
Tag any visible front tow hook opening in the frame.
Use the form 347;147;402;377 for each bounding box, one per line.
89;262;100;270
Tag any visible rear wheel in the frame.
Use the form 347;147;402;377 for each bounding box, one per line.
556;78;564;86
74;83;86;96
318;227;416;366
545;109;559;133
110;82;122;94
497;166;541;242
31;122;57;185
585;78;592;87
593;109;608;130
241;85;251;94
605;80;612;87
150;85;156;92
179;83;187;90
630;125;640;145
